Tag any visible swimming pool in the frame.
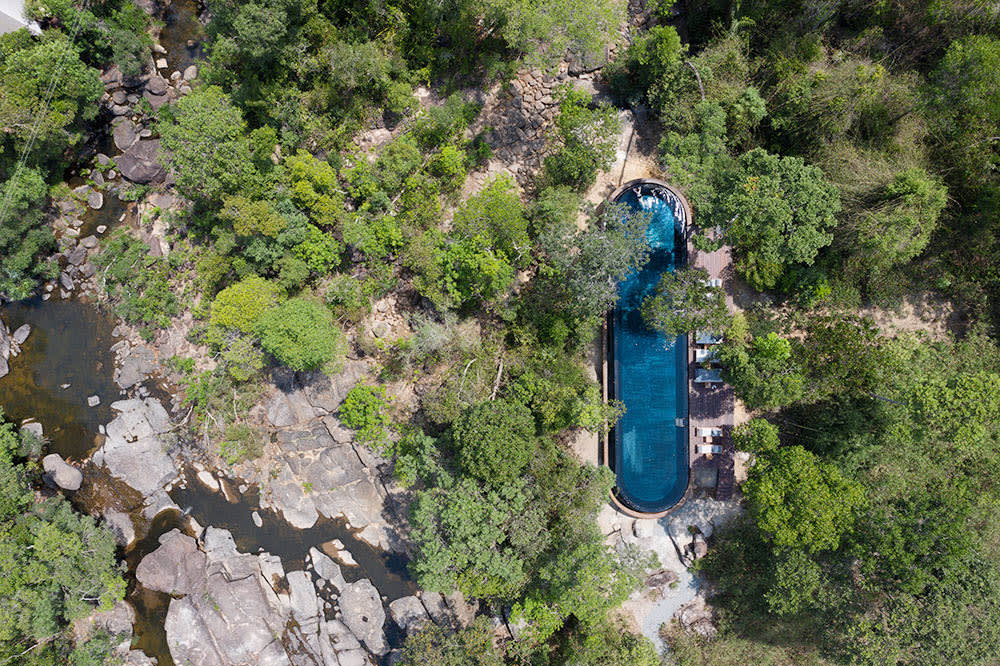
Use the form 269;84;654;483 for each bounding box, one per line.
610;181;688;514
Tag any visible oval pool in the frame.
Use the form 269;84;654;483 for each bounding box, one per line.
609;181;689;514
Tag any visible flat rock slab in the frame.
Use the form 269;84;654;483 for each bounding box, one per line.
338;578;387;655
96;399;177;496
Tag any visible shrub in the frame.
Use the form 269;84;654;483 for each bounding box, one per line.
427;145;467;192
324;274;370;323
542;88;621;191
413;93;479;148
209;276;281;336
339;384;393;451
255;297;343;371
450;399;535;485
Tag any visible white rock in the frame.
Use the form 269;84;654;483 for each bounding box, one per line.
88;395;101;407
196;469;219;490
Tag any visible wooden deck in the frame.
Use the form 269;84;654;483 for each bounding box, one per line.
687;234;737;500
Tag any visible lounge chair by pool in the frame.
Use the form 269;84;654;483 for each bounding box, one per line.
696;330;723;345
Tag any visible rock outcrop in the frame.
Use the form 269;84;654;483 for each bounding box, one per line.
93;398;178;497
134;528;413;666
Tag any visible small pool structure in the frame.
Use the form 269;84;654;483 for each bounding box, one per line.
608;180;690;515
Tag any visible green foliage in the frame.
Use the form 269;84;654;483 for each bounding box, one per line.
928;35;1000;187
209;276;282;336
450;399;535;485
718;328;806;410
158;86;258;202
293;224;343;274
427;144;467;192
556;619;661;666
731;418;779;454
641;266;729;337
537;202;651;326
255;297;343;371
474;0;624;66
745;444;865;553
0;413;125;655
0;168;56;300
452;174;530;266
96;231;181;338
340;384;392;451
409;476;532;599
543;88;621;192
220;196;287;238
399;617;502;666
703;148;841;290
221;335;266;382
414;94;479;149
0;35;102;172
284;150;346;228
323;274;371;323
218;422;264;465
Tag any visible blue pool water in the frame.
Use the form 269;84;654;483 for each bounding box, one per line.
611;184;688;513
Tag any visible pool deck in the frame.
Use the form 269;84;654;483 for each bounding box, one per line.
686;232;736;501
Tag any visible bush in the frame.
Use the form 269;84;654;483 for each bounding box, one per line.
413;93;479;148
255;297;343;371
324;274;371;323
427;144;467;192
542;88;621;192
450;399;535;485
339;384;393;451
96;231;181;338
209;276;281;335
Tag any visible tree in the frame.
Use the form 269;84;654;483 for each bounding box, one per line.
340;384;392;451
450;399;535;485
928;35;1000;187
209;276;282;336
543;88;622;192
541;202;651;320
0;168;56;300
704;148;840;290
641;267;729;337
472;0;624;65
731;418;779;454
718;330;806;409
745;444;865;553
255;297;343;371
158;86;258;202
452;175;530;267
0;36;102;171
399;617;502;666
0;413;126;660
409;477;531;600
854;168;948;269
556;619;661;666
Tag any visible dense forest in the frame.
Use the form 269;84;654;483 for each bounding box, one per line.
2;0;1000;664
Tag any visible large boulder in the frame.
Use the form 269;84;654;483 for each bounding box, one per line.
136;530;207;595
117;139;166;184
389;596;430;635
113;120;138;151
42;454;83;491
103;509;136;547
338;579;387;655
